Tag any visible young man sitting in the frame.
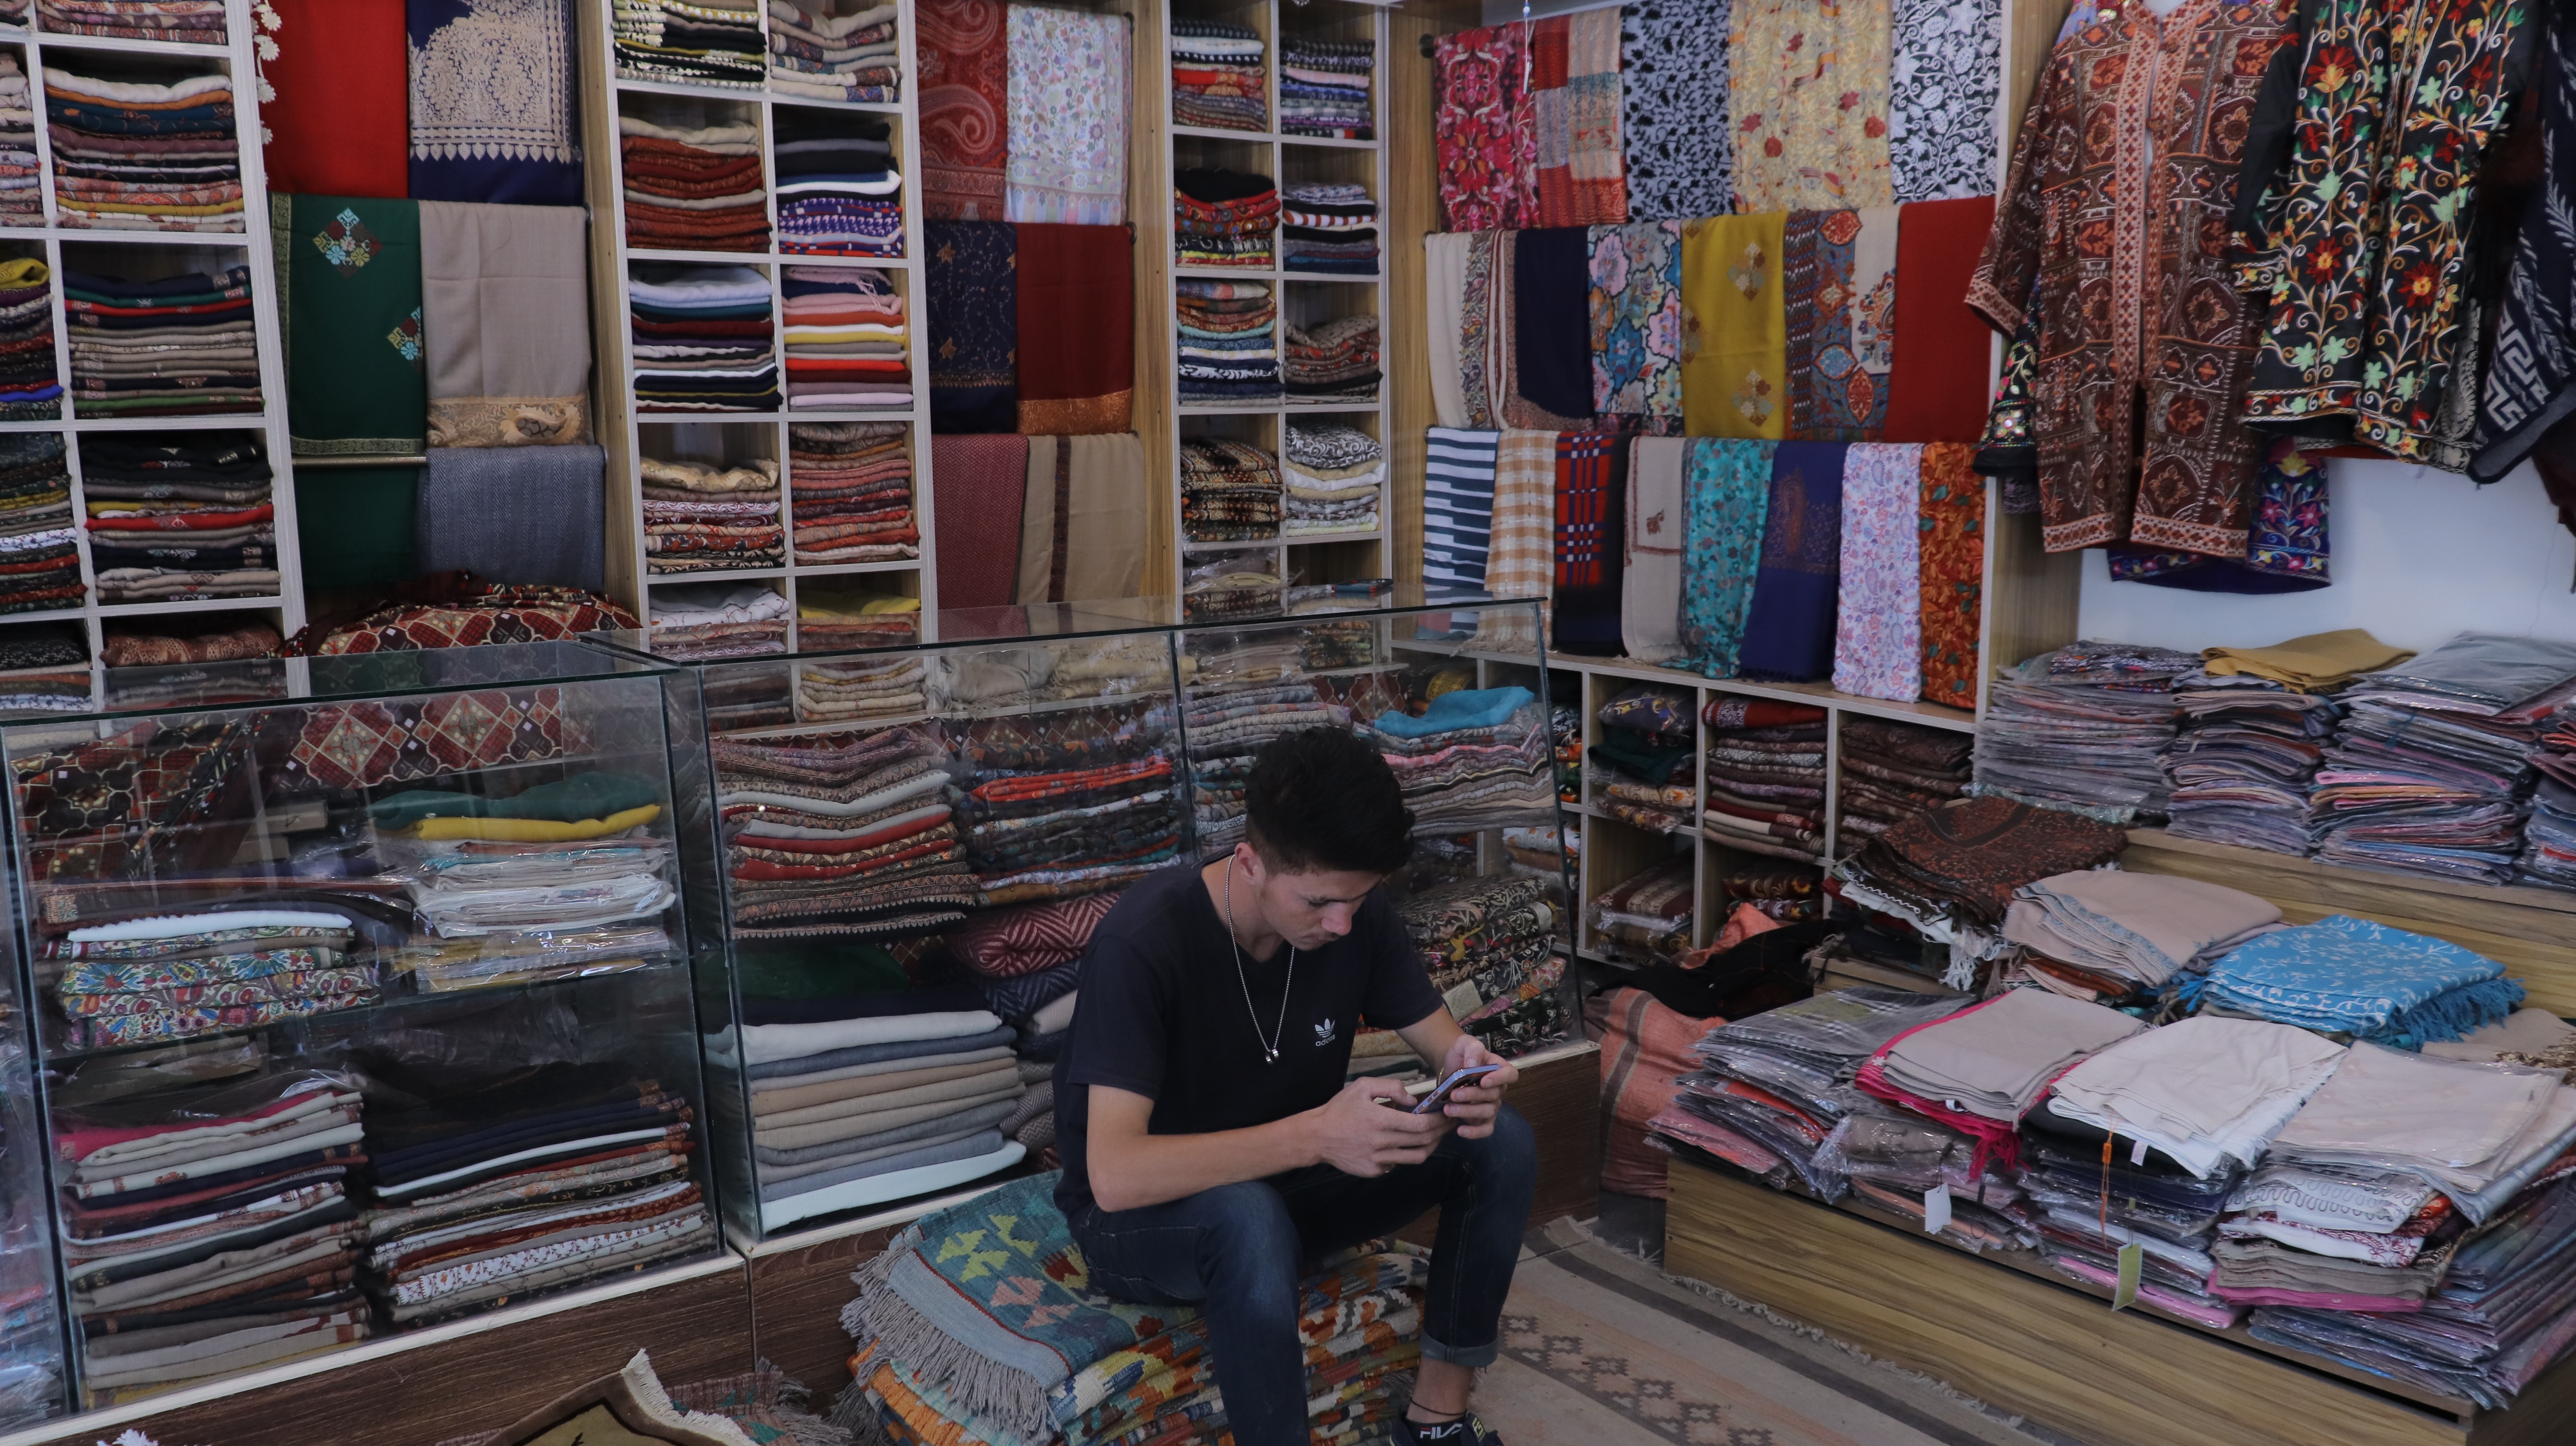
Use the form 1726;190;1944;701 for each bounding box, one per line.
1054;726;1535;1446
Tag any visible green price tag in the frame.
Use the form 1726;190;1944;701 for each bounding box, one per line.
2112;1242;2143;1312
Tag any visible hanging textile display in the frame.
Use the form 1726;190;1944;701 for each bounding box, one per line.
1728;0;1894;213
2473;1;2576;500
1784;207;1897;443
1619;0;1733;221
1434;22;1534;233
1475;429;1558;647
919;0;1010;219
1429;232;1474;429
1015;223;1133;434
1531;9;1627;227
1832;443;1923;702
1887;0;2001;202
1003;3;1129;225
1736;441;1846;682
1015;433;1148;604
930;434;1030;609
414;444;607;592
1622;436;1689;664
419;200;590;447
1553;430;1626;657
2107;442;2331;593
405;0;583;206
259;0;407;199
925;219;1018;433
1967;2;2290;557
298;468;419;592
1512;227;1596;426
1458;229;1514;429
1679;212;1787;440
1424;426;1501;593
1588;220;1684;429
1676;437;1773;678
1884;194;1997;443
1917;440;1983;708
277;194;426;459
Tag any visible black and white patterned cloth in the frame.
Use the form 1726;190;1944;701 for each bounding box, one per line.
1888;0;2002;203
1619;0;1733;222
2471;0;2576;486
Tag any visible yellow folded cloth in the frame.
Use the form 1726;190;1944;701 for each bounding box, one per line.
412;804;662;842
0;257;46;287
2201;629;2415;692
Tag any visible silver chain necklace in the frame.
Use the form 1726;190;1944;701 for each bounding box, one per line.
1224;856;1296;1064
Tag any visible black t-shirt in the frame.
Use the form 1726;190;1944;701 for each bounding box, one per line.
1052;860;1444;1218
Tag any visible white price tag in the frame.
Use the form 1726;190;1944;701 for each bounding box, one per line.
1923;1184;1952;1236
2130;1138;2149;1168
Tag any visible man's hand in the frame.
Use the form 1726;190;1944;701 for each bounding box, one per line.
1434;1036;1518;1139
1309;1076;1448;1177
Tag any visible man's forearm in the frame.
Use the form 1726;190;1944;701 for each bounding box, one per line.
1090;1114;1318;1212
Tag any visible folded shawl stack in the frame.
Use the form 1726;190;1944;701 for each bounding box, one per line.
1400;872;1564;1057
791;420;916;562
0;55;38;226
620;116;768;253
1282;181;1379;274
1179;632;1347;850
64;264;261;418
2001;870;2278;1006
643;456;782;574
955;699;1185;907
38;0;224;39
954;893;1118;1084
56;1072;368;1406
1285;314;1379;402
45;65;240;232
80;432;276;602
1279;36;1372;140
716;723;981;942
1170;19;1266;131
1173;166;1278;269
632;264;780;413
2528;762;2576;890
0;257;60;419
2014;1097;2246;1328
0;620;88;715
1857;988;2144;1172
1282;421;1381;537
1175;278;1277;402
769;0;902;103
1973;641;2191;822
0;433;77;615
1178;436;1281;543
1588;856;1692;965
2191;915;2527;1052
782;266;911;410
1585;685;1694;835
1837;795;2126;944
1696;697;1826;860
795;586;918;651
2163;665;2346;857
649;581;790;660
796;647;928;724
614;0;765;88
1834;717;1970;843
1365;684;1554;834
44;910;374;1050
775;108;902;256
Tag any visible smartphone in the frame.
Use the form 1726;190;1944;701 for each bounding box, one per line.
1410;1062;1505;1115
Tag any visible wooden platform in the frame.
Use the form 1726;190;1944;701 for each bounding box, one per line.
1664;1156;2576;1446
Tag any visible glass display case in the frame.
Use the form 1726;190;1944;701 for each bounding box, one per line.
0;885;67;1432
0;644;721;1411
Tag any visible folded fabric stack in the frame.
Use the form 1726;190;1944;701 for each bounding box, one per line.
360;1062;708;1326
1973;641;2192;822
1282;421;1381;537
2190;914;2527;1052
2309;634;2576;886
642;456;781;574
1399;873;1562;1052
1691;698;1822;860
768;0;901;103
45;910;373;1050
783;264;910;410
81;431;277;602
1179;630;1342;849
620;115;767;254
97;621;276;671
64;265;261;417
1285;315;1378;402
1174;167;1278;269
1836;795;2127;979
0;58;39;229
1721;858;1820;922
1279;36;1372;139
0;258;60;419
1178;436;1280;543
774;109;902;256
1833;717;1971;845
1999;871;2279;1007
1588;685;1695;834
1170;19;1266;131
45;65;240;232
1175;278;1277;403
842;1175;1424;1446
2526;770;2576;890
632;263;780;413
614;0;765;88
1365;684;1553;833
2163;672;2344;857
790;420;914;563
37;0;224;39
0;621;88;716
0;434;76;616
1182;553;1281;622
955;699;1185;907
796;585;918;649
1281;182;1379;274
1858;987;2145;1173
715;723;981;941
948;891;1121;1086
797;647;927;723
650;581;791;660
1589;856;1693;966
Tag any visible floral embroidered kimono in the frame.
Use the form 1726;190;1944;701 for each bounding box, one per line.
1966;0;2293;558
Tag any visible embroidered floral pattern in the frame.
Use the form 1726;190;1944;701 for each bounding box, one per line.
313;208;376;274
387;306;423;368
1786;207;1896;441
1004;4;1129;225
1620;0;1734;220
1589;221;1684;424
1834;443;1924;702
1917;441;1983;707
1435;24;1536;232
1675;437;1774;677
1889;0;2002;201
1728;0;1895;213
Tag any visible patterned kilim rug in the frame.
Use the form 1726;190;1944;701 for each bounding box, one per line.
1481;1223;2084;1446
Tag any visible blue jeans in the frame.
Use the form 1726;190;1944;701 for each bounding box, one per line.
1068;1106;1536;1446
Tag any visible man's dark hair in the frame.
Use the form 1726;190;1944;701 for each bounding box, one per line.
1243;727;1414;875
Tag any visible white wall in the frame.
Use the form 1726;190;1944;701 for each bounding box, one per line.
2075;457;2576;657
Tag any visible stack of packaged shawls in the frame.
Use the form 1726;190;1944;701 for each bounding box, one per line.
1835;717;1970;844
1178;632;1343;850
1173;167;1279;269
1175;278;1276;402
1280;35;1372;139
2309;634;2576;886
358;1061;710;1326
37;0;225;39
768;0;902;102
1285;315;1379;402
1401;872;1561;1048
1178;436;1281;543
1999;871;2278;1009
2190;916;2527;1053
45;911;373;1050
649;582;791;660
1691;697;1823;859
715;723;980;938
1281;182;1379;273
956;700;1184;907
55;1071;368;1406
44;64;240;232
0;56;38;226
631;264;780;413
1588;855;1694;966
80;431;277;602
1586;685;1694;834
0;620;88;715
1859;988;2145;1173
1973;640;2190;822
64;265;261;417
1282;421;1381;537
2162;668;2342;857
1364;684;1554;833
643;456;782;575
775;109;903;256
0;433;77;615
790;420;915;563
614;0;765;88
782;266;911;409
1836;795;2125;966
1182;552;1282;623
1169;18;1266;131
0;257;60;418
2524;769;2576;891
796;650;928;723
795;586;918;650
620;115;767;253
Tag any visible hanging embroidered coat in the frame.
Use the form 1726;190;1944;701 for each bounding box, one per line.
1966;0;2294;558
2473;0;2575;496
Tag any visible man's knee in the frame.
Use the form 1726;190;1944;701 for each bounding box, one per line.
1190;1181;1301;1304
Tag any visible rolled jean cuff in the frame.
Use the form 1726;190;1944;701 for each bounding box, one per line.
1419;1332;1498;1368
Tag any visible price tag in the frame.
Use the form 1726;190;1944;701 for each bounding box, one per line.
2112;1242;2143;1312
1923;1183;1952;1236
2130;1138;2149;1168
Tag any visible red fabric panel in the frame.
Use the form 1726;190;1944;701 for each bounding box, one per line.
928;433;1030;609
1884;195;1999;444
918;0;1010;219
261;0;408;199
1591;986;1719;1200
1012;223;1134;432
